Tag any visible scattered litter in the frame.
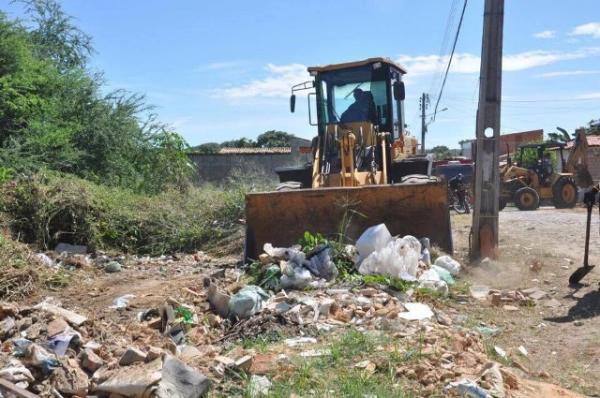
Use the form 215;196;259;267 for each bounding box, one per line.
518;345;528;356
35;253;56;268
47;331;80;356
110;294;136;309
445;379;492;398
494;345;507;359
434;255;461;275
105;260;123;273
354;359;376;373
228;285;269;320
299;349;331;358
355;223;392;262
398;303;433;321
358;236;420;280
54;243;87;254
502;305;519;311
285;337;317;347
248;375;272;397
476;326;500;337
305;246;338;281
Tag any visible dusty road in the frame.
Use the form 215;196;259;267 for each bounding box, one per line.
452;207;600;396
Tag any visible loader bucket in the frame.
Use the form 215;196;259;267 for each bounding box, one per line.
245;181;452;261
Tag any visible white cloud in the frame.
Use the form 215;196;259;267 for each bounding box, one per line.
212;63;309;98
570;22;600;38
198;61;243;71
533;30;556;39
214;48;600;99
537;70;600;78
396;48;600;75
575;92;600;100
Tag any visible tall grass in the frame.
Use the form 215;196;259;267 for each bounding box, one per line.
0;171;264;255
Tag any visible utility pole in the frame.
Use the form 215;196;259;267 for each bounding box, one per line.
471;0;504;259
419;93;430;154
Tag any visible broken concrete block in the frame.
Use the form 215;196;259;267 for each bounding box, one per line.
248;375;272;398
81;348;104;373
46;318;68;337
34;300;87;326
0;316;16;339
94;358;162;397
119;347;147;366
146;346;164;362
51;357;89;397
155;355;210;398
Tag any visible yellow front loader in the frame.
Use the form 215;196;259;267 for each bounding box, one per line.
245;58;452;260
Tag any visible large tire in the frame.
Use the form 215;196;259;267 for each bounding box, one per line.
552;178;577;209
514;187;539;211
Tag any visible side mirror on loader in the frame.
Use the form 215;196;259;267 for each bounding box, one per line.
290;94;296;113
393;81;406;101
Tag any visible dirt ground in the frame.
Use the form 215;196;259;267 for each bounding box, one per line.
452;207;600;396
9;206;599;396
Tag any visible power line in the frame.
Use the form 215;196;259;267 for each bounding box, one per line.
432;0;468;121
428;0;460;96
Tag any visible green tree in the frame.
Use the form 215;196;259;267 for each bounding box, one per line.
256;130;293;147
190;142;220;154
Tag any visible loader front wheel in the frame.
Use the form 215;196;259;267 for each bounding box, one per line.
552;178;577;209
514;187;539;211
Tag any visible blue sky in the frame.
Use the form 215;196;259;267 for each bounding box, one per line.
4;0;600;148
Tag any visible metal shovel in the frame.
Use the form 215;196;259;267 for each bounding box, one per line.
569;196;595;285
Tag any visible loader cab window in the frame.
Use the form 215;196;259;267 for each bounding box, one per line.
319;65;389;129
390;71;405;139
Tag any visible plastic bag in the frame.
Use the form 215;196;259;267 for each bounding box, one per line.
280;266;312;290
358;237;419;280
419;238;431;265
305;247;338;281
431;264;455;285
228;285;269;320
356;224;392;263
434;255;461;275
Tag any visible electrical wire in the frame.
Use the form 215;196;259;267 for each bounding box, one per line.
432;0;468;121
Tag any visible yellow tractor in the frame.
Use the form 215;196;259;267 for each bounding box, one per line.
499;129;593;211
244;58;452;259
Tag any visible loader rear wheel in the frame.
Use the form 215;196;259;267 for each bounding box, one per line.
514;187;539;211
552;178;577;209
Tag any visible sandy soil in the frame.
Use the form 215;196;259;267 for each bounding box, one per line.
452;207;600;396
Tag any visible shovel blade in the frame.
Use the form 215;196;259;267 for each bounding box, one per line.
569;265;595;285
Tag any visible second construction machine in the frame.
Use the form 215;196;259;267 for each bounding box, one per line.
245;58;452;259
500;129;593;211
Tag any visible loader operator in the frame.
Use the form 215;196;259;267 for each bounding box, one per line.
340;88;376;124
540;153;553;185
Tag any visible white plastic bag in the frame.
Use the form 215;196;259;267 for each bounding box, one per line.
434;255;461;275
358;237;419;280
355;224;392;263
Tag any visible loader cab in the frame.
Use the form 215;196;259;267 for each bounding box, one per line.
307;58;407;141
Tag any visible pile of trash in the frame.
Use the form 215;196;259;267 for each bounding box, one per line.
0;299;211;397
248;224;461;298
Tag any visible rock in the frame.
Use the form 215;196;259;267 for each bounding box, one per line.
34;300;87;326
433;309;452;326
46;318;68;337
155;355;211;398
205;279;230;319
146;346;164;362
544;298;561;308
0;316;16;339
54;243;87;254
574;320;584;326
490;293;502;306
119;347;147;366
105;261;122;273
179;345;202;363
95;357;163;397
258;253;271;265
81;348;104;372
235;355;253;371
502;305;519;311
51;357;89;397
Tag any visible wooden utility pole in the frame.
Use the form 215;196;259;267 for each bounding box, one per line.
420;93;429;154
471;0;504;259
